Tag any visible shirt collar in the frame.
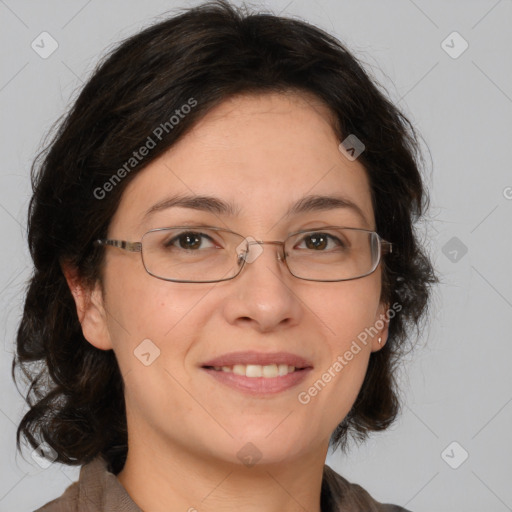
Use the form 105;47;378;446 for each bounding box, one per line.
77;456;142;511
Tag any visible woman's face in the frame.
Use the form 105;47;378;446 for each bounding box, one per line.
83;92;389;467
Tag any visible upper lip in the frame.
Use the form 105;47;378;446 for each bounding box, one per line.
201;351;313;369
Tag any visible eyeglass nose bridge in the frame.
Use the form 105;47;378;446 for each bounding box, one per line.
238;239;287;266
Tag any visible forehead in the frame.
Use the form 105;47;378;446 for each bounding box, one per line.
110;92;375;234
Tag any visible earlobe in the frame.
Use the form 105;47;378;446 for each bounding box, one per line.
371;302;391;352
61;263;113;351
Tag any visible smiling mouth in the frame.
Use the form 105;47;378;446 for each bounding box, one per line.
203;363;305;378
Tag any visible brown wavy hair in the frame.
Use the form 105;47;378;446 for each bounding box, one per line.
12;0;438;474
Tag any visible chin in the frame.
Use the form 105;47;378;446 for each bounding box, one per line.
234;432;307;463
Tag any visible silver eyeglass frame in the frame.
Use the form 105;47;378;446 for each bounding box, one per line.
94;225;393;283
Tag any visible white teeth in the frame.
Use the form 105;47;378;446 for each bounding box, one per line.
232;364;246;376
262;364;278;377
278;363;290;376
246;364;262;377
217;363;297;377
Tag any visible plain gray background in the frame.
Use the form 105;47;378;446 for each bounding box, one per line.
1;1;511;511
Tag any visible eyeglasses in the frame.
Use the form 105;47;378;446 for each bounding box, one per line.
95;225;393;283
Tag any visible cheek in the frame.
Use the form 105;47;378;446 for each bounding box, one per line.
102;263;199;367
105;249;205;329
314;275;382;349
302;282;381;424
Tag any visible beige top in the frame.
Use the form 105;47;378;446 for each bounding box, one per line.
34;455;411;512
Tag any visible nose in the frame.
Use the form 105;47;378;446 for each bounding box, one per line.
226;240;301;332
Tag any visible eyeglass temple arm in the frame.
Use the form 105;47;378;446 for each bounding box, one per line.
95;239;142;252
381;240;394;255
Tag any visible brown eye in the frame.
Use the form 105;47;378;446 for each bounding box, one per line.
164;231;216;251
297;233;345;251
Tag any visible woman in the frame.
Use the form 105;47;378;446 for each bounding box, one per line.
13;1;437;510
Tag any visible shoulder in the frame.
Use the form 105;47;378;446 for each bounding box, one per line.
33;481;80;512
323;464;413;512
33;455;140;512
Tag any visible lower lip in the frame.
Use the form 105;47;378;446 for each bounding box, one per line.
201;367;312;395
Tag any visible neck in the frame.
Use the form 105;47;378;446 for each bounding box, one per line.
117;430;329;512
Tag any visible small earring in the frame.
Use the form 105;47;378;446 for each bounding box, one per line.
378;337;382;344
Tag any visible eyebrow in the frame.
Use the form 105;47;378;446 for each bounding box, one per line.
143;193;370;227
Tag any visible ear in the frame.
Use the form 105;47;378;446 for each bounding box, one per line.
371;301;391;353
61;263;113;351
